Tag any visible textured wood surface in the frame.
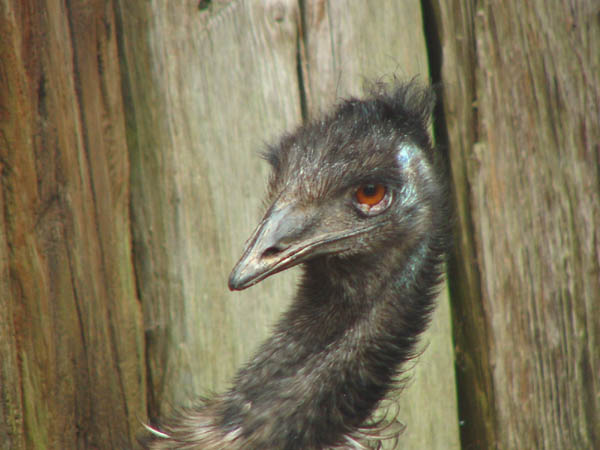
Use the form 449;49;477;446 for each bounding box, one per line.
426;0;498;447
433;0;600;448
0;1;146;448
118;0;302;416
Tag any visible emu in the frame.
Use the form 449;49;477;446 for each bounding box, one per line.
143;81;450;449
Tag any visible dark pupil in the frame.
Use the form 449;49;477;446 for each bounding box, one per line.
362;184;377;196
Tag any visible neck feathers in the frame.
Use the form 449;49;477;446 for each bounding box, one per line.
145;232;447;449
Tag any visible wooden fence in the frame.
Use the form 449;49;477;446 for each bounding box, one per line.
0;1;597;448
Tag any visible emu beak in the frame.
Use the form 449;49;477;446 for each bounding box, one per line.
228;203;320;291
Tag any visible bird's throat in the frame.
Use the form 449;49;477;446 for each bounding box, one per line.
219;243;437;448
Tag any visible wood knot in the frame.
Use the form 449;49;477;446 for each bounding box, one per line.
269;1;286;23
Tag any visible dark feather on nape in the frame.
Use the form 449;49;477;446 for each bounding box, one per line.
355;78;437;155
260;144;281;171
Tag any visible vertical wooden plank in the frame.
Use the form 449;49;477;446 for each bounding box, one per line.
473;1;600;447
301;2;460;448
434;0;600;448
302;0;431;114
117;0;303;418
427;0;498;447
0;0;146;448
0;4;28;447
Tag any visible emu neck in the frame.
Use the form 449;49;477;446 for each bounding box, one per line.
222;240;436;448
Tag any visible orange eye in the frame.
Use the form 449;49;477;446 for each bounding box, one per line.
355;183;386;207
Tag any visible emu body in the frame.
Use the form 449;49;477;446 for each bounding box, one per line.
143;82;450;449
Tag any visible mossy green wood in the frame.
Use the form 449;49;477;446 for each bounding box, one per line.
0;1;146;448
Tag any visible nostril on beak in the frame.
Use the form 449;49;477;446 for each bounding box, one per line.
261;244;287;259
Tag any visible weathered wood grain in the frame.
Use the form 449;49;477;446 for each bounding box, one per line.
302;0;430;114
427;0;498;447
118;0;302;418
434;0;600;448
0;0;146;448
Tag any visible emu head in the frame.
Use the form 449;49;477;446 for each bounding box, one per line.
229;83;440;291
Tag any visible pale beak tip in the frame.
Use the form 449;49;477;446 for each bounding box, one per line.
228;262;258;291
228;270;244;291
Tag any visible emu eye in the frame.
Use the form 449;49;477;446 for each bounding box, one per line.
355;183;386;207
